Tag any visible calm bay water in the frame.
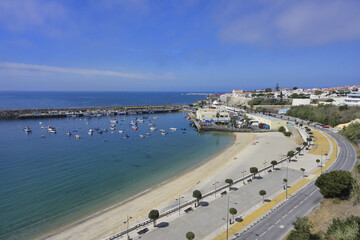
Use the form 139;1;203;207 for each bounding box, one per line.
0;112;233;240
0;91;205;109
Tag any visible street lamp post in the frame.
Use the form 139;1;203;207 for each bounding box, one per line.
213;180;219;198
175;195;184;216
241;169;247;184
124;215;132;240
226;196;230;240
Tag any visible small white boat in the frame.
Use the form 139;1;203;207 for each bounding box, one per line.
137;119;144;123
110;119;118;124
110;127;116;131
24;126;32;133
47;126;57;133
110;124;116;128
39;122;43;125
150;127;157;131
75;135;81;139
160;129;166;132
161;132;167;136
88;129;94;135
66;132;72;136
118;130;124;133
145;133;150;136
153;116;158;120
139;134;145;138
170;128;177;131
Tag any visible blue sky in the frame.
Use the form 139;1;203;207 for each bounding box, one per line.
0;0;359;92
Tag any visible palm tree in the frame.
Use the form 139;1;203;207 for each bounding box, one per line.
225;179;233;191
316;159;320;167
192;190;202;207
216;112;220;124
186;231;195;240
229;208;237;224
303;142;308;147
259;190;266;202
148;209;159;227
271;160;277;170
250;167;258;179
300;168;305;177
296;147;302;155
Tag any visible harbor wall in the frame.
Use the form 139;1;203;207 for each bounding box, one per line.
0;105;184;120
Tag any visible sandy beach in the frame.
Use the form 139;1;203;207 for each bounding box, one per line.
41;130;300;240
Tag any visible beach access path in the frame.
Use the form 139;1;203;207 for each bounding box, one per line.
40;131;300;240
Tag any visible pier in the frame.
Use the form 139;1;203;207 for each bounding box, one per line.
0;105;183;120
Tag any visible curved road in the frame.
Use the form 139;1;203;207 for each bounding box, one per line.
234;120;357;240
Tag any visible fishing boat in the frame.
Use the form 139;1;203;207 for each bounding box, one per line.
132;126;138;131
110;127;116;131
123;134;129;139
47;126;57;133
160;129;166;132
24;126;32;133
66;132;72;136
139;134;145;138
75;135;81;139
161;132;167;136
98;130;103;134
145;133;150;136
110;119;118;124
150;127;157;131
118;130;124;133
170;128;177;131
88;129;94;135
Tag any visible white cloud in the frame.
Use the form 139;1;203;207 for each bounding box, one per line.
216;0;360;46
0;62;175;80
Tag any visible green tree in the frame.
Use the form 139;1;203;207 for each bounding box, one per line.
216;112;220;123
186;231;195;240
287;217;321;240
229;208;237;224
296;147;302;155
225;179;234;191
301;168;305;177
287;150;295;161
316;159;320;166
265;88;272;92
271;160;278;170
250;167;258;179
192;190;202;207
315;170;354;199
148;209;160;227
259;190;266;201
303;142;308;147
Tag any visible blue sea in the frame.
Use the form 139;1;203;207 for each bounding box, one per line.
0;91;205;109
0;92;232;240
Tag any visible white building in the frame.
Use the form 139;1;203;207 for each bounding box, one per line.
344;93;360;105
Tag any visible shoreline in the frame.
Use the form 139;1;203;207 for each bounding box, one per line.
38;132;240;240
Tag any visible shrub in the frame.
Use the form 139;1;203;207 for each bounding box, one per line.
326;216;360;240
284;131;292;137
278;126;286;132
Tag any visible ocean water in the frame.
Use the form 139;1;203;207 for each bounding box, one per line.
0;112;233;240
0;91;205;109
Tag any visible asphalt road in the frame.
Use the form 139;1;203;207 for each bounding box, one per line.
234;119;357;240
